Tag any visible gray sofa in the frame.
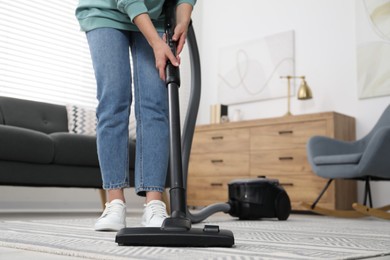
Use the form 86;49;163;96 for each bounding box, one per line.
0;96;136;206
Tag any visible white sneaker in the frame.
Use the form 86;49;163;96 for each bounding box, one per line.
94;199;126;231
141;200;168;227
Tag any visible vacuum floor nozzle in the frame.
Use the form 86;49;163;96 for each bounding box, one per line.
116;225;234;247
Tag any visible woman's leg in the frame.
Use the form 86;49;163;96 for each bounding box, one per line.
86;28;132;231
130;31;169;226
130;31;169;198
87;28;132;195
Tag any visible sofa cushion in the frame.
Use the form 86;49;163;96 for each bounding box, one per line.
50;132;99;167
50;133;136;169
0;125;54;163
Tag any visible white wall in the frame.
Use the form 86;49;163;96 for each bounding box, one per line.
0;0;389;212
195;0;390;206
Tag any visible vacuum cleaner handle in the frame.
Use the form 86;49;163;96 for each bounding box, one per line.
164;1;180;87
161;0;191;230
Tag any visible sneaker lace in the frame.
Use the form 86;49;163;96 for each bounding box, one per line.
149;202;168;218
101;202;122;217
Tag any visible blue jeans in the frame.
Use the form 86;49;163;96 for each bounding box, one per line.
86;28;169;196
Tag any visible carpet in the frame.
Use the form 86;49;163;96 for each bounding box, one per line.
0;213;389;260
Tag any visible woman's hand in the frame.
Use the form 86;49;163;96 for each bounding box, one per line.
134;13;178;81
173;3;193;56
151;37;178;81
172;22;188;57
133;3;193;81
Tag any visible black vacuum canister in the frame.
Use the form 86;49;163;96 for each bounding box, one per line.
228;178;291;220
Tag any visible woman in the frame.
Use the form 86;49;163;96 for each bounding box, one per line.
75;0;196;231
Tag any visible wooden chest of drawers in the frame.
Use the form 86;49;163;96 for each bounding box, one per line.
187;112;357;210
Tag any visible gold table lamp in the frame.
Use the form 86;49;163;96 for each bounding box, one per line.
280;75;313;116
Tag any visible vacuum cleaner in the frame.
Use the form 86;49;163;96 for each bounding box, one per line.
228;178;291;221
115;0;234;247
116;0;291;247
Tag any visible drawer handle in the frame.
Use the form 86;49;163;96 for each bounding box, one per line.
211;159;224;163
278;130;293;135
280;183;294;186
210;183;223;187
211;136;224;140
279;156;294;161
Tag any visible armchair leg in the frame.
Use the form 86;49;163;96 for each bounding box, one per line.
99;189;107;210
311;179;333;209
300;178;365;218
363;177;373;208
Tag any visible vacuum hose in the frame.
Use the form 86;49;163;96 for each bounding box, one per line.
182;23;232;224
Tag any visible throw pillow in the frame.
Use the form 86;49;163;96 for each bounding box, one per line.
66;104;97;136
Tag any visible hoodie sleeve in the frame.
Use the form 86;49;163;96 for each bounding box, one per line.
116;0;196;22
177;0;196;6
116;0;148;22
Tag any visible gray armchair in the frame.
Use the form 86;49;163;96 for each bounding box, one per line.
304;105;390;219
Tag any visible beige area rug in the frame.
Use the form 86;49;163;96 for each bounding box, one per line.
0;213;389;260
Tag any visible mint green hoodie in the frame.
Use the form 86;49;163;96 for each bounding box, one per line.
75;0;196;32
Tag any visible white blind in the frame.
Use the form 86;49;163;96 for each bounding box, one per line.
0;0;97;108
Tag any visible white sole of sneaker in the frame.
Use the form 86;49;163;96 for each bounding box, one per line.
95;223;125;232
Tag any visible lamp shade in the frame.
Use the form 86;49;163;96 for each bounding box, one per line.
297;78;313;100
